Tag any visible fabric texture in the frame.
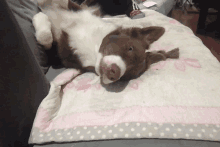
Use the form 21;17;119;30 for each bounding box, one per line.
29;9;220;145
6;0;51;74
0;0;50;146
34;139;220;147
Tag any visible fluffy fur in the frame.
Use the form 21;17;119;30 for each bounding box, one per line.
33;0;179;84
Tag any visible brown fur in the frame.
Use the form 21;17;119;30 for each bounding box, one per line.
56;0;179;83
98;26;179;81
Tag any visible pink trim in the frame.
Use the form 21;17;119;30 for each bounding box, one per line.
174;60;186;71
184;58;201;68
35;106;220;132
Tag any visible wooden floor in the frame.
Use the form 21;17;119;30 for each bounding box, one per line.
170;4;220;62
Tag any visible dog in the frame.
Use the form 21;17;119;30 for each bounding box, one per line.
33;0;179;84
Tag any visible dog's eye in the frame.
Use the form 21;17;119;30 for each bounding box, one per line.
128;46;133;51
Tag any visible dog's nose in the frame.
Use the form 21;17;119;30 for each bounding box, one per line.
106;64;120;81
100;55;126;84
101;63;121;84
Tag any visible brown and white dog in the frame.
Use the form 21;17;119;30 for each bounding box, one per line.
33;0;179;84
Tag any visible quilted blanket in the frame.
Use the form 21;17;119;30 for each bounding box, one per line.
29;9;220;144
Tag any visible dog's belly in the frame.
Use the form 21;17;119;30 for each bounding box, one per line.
45;8;118;69
64;11;118;68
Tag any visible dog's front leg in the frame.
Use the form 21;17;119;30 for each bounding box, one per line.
32;12;53;49
147;48;179;65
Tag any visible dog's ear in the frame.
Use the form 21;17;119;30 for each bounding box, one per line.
68;0;82;11
140;26;165;44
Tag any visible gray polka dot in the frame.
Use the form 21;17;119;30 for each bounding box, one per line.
31;122;220;143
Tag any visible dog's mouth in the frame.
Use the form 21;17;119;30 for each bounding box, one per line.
100;62;121;84
95;54;127;84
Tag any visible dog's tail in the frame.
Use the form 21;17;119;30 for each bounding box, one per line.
68;0;103;17
85;4;102;16
37;0;71;10
37;0;103;16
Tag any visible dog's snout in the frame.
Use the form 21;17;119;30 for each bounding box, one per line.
100;55;126;84
106;64;120;81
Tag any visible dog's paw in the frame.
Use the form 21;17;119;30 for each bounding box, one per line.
33;12;53;49
166;48;180;59
36;29;53;49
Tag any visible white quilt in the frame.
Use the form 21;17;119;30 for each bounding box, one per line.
29;9;220;144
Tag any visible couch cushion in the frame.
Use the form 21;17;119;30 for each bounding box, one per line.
6;0;51;74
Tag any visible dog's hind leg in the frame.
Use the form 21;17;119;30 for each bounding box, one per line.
32;12;53;50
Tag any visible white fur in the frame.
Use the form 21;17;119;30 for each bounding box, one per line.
103;55;126;78
32;12;53;49
33;4;123;84
102;74;114;84
41;8;118;68
95;52;103;76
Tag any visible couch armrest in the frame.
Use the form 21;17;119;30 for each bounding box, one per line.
0;0;50;146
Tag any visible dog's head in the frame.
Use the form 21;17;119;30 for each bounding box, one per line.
95;26;165;84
